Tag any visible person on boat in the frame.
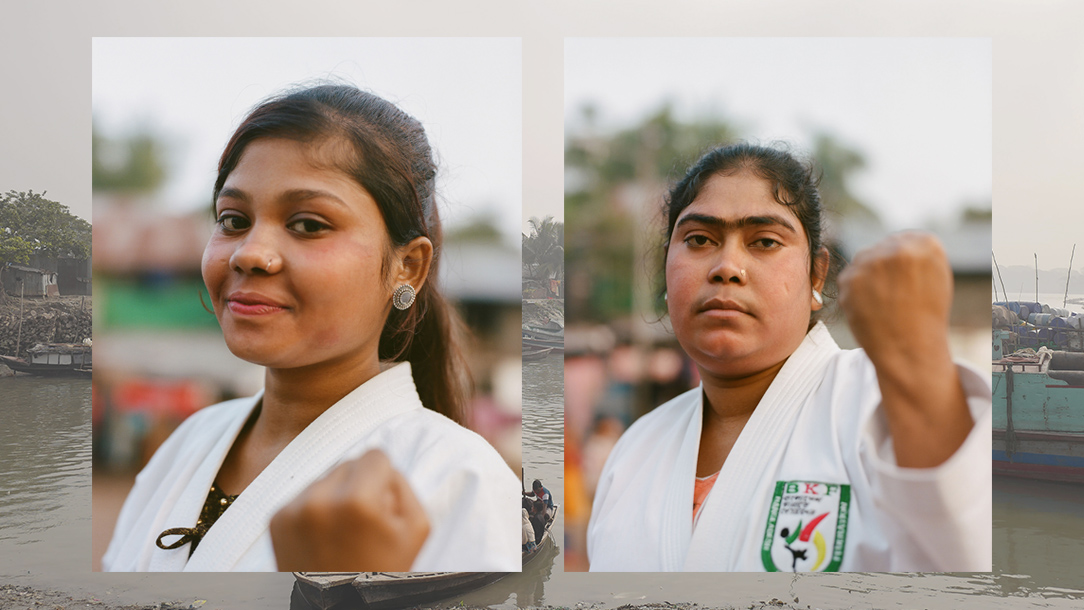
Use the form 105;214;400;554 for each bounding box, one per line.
526;494;547;544
529;479;554;510
522;507;537;553
587;142;991;572
102;83;520;572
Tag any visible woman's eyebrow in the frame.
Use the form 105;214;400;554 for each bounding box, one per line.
282;188;349;208
217;186;249;202
675;212;797;234
216;187;348;210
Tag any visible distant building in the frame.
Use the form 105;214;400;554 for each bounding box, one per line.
1;263;57;297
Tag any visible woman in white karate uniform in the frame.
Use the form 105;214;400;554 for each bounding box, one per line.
103;84;519;572
587;143;991;572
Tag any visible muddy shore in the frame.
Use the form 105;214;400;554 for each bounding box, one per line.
0;584;199;610
0;585;813;610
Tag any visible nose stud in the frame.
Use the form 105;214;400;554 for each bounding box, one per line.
740;269;747;278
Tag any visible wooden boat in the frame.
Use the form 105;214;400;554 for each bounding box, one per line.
993;339;1084;483
522;347;552;361
522;503;559;567
294;571;506;610
527;320;563;333
992;313;1084;483
0;342;91;377
522;335;564;353
523;326;563;340
292;573;360;610
353;571;506;609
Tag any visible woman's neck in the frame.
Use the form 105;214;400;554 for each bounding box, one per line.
214;353;382;496
695;358;787;477
261;354;384;440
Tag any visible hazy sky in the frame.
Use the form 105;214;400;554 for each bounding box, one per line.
92;38;521;244
3;2;1081;270
566;38;991;232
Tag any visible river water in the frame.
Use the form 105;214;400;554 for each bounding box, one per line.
2;372;1084;609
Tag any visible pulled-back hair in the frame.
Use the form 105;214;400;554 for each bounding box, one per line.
662;142;839;323
214;83;471;423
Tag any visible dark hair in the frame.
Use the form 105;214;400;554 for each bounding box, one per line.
214;83;470;423
661;142;840;324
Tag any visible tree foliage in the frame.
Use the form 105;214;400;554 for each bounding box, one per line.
523;216;564;293
92;126;168;194
810;132;878;222
0;190;91;265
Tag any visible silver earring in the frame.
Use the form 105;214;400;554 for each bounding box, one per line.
392;284;416;310
813;289;823;305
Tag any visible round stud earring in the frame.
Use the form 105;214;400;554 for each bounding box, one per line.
392;284;416;310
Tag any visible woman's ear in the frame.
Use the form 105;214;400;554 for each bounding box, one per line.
811;246;830;311
394;236;434;293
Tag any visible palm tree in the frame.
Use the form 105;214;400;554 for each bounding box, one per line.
523;216;564;296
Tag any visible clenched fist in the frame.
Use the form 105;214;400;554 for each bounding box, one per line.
270;449;429;571
838;232;972;469
838;232;954;367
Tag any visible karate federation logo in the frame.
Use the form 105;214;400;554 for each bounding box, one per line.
761;480;850;572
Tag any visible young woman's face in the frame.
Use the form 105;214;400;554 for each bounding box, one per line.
665;171;820;380
202;138;392;371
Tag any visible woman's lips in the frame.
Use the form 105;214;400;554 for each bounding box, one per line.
700;308;746;319
700;298;749;312
699;298;752;320
226;292;289;316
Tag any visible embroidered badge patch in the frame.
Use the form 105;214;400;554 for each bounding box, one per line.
761;480;850;572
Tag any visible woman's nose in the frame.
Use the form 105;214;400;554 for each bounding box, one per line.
229;225;282;274
708;244;747;284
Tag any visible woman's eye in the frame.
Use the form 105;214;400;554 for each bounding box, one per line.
752;237;781;249
216;214;250;232
684;234;713;247
288;218;330;234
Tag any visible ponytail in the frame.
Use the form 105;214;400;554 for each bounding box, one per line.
380;244;472;424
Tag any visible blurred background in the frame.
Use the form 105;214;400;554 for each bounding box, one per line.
561;38;992;570
90;38;523;569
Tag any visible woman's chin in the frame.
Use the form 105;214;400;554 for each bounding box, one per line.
222;339;288;368
687;343;785;379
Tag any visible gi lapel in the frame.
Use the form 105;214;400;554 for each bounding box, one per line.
184;362;422;571
683;322;839;570
146;395;260;572
658;393;702;571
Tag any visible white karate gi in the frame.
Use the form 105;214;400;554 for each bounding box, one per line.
588;322;991;572
103;362;520;572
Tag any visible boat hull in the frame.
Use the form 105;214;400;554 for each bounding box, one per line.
993;366;1084;483
993;429;1084;483
522;337;563;352
294;573;360;610
354;572;506;610
0;355;91;377
522;508;557;567
294;571;508;610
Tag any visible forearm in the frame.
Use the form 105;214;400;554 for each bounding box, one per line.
870;342;974;468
